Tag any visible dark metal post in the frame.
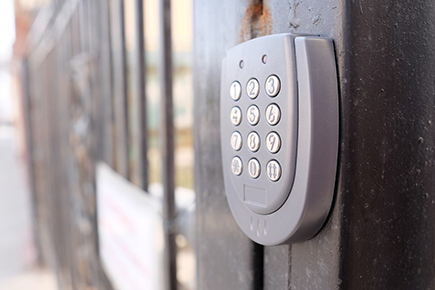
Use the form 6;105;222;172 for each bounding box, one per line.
110;0;130;178
339;1;435;289
21;58;42;265
193;1;261;289
98;0;115;167
134;0;148;191
159;0;177;289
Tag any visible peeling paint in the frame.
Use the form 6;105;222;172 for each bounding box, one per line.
288;0;301;31
312;14;321;25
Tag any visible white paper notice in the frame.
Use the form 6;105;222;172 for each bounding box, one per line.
97;163;164;290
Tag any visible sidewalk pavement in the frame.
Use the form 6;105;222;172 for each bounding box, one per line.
0;125;57;290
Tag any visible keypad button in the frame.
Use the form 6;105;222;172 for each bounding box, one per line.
230;81;242;101
246;78;260;99
265;75;281;97
248;158;261;179
266;132;281;154
265;104;281;126
247;105;260;125
231;131;242;151
247;132;261;152
266;160;281;182
231;156;243;176
230;106;242;126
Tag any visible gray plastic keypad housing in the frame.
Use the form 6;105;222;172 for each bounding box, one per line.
220;33;339;245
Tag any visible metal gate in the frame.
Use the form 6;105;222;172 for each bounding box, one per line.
17;0;435;289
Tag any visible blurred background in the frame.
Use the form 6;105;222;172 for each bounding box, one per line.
0;0;57;289
0;0;195;289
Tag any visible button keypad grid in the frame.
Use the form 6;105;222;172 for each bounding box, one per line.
230;75;282;182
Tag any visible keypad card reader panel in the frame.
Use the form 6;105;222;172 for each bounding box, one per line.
221;33;339;245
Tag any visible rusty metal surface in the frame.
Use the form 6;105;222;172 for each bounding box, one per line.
241;0;272;41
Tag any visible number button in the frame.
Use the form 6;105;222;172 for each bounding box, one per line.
248;158;261;179
265;104;281;126
246;78;260;99
247;105;260;126
266;75;281;97
231;131;242;151
247;132;260;152
230;107;242;126
266;132;281;153
230;81;242;101
266;160;281;182
231;156;243;176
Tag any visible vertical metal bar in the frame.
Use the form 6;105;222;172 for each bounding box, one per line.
100;0;115;167
93;2;116;287
110;0;130;178
46;48;67;286
79;0;88;51
59;28;75;290
159;0;177;289
21;58;43;265
85;0;104;163
134;0;148;191
69;11;85;289
85;0;94;52
120;0;130;180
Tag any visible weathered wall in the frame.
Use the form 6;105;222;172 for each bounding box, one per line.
195;0;435;289
194;0;344;289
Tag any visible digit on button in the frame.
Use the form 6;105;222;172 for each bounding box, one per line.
230;106;242;126
231;131;242;151
248;158;261;179
266;160;281;182
247;105;260;126
246;78;260;99
230;81;242;101
265;104;281;126
266;132;281;153
231;156;243;176
266;75;281;97
247;132;260;152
